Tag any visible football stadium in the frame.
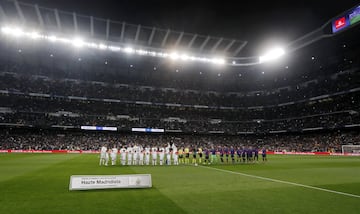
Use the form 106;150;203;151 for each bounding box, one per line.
0;0;360;213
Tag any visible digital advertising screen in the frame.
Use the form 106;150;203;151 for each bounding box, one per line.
332;4;360;33
349;5;360;25
81;126;117;131
332;16;350;33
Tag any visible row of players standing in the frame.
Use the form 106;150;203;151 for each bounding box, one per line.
99;143;267;166
99;143;178;166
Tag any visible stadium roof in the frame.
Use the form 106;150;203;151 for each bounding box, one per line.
18;0;360;57
0;0;359;68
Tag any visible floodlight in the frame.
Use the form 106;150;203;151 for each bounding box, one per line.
180;54;189;61
170;52;179;60
157;52;168;58
87;43;98;49
98;43;107;50
1;27;31;38
259;47;285;63
29;31;41;39
0;25;251;66
108;46;121;51
212;58;225;64
136;49;148;55
124;47;135;54
48;35;57;42
149;51;156;56
1;26;11;34
72;37;84;47
59;38;70;44
11;28;24;37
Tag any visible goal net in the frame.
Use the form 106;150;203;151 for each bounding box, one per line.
342;144;360;154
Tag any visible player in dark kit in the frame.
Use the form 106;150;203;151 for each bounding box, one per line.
204;148;210;164
262;147;267;162
219;147;224;163
236;147;242;162
247;148;253;162
211;147;217;164
198;147;203;164
254;148;259;161
224;147;229;163
192;147;197;164
230;146;235;164
242;148;246;162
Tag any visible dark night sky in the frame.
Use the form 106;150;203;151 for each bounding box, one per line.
20;0;359;55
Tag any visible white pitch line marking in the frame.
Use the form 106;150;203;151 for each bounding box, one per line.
200;166;360;199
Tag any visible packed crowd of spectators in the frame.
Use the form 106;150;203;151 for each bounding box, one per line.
1;91;358;119
0;68;359;107
1;77;359;133
0;87;358;133
0;40;359;146
1;129;359;153
0;111;357;133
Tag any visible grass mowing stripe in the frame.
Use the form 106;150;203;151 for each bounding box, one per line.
0;154;187;214
0;154;78;182
200;165;360;199
1;154;359;213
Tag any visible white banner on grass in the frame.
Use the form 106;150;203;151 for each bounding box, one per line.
69;174;152;190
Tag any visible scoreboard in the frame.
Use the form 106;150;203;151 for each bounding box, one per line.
332;5;360;33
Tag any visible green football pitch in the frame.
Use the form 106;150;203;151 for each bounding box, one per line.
0;154;359;214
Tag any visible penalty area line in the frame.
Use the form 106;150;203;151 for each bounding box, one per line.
199;166;360;199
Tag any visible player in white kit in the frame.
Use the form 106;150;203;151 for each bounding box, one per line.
120;146;127;165
139;145;144;165
127;145;133;165
145;146;151;165
111;145;118;166
104;148;111;166
133;144;140;165
99;144;107;166
151;146;158;166
172;143;178;165
159;146;165;165
165;143;171;165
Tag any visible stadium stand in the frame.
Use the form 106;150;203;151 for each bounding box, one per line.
0;1;359;152
1;128;359;153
